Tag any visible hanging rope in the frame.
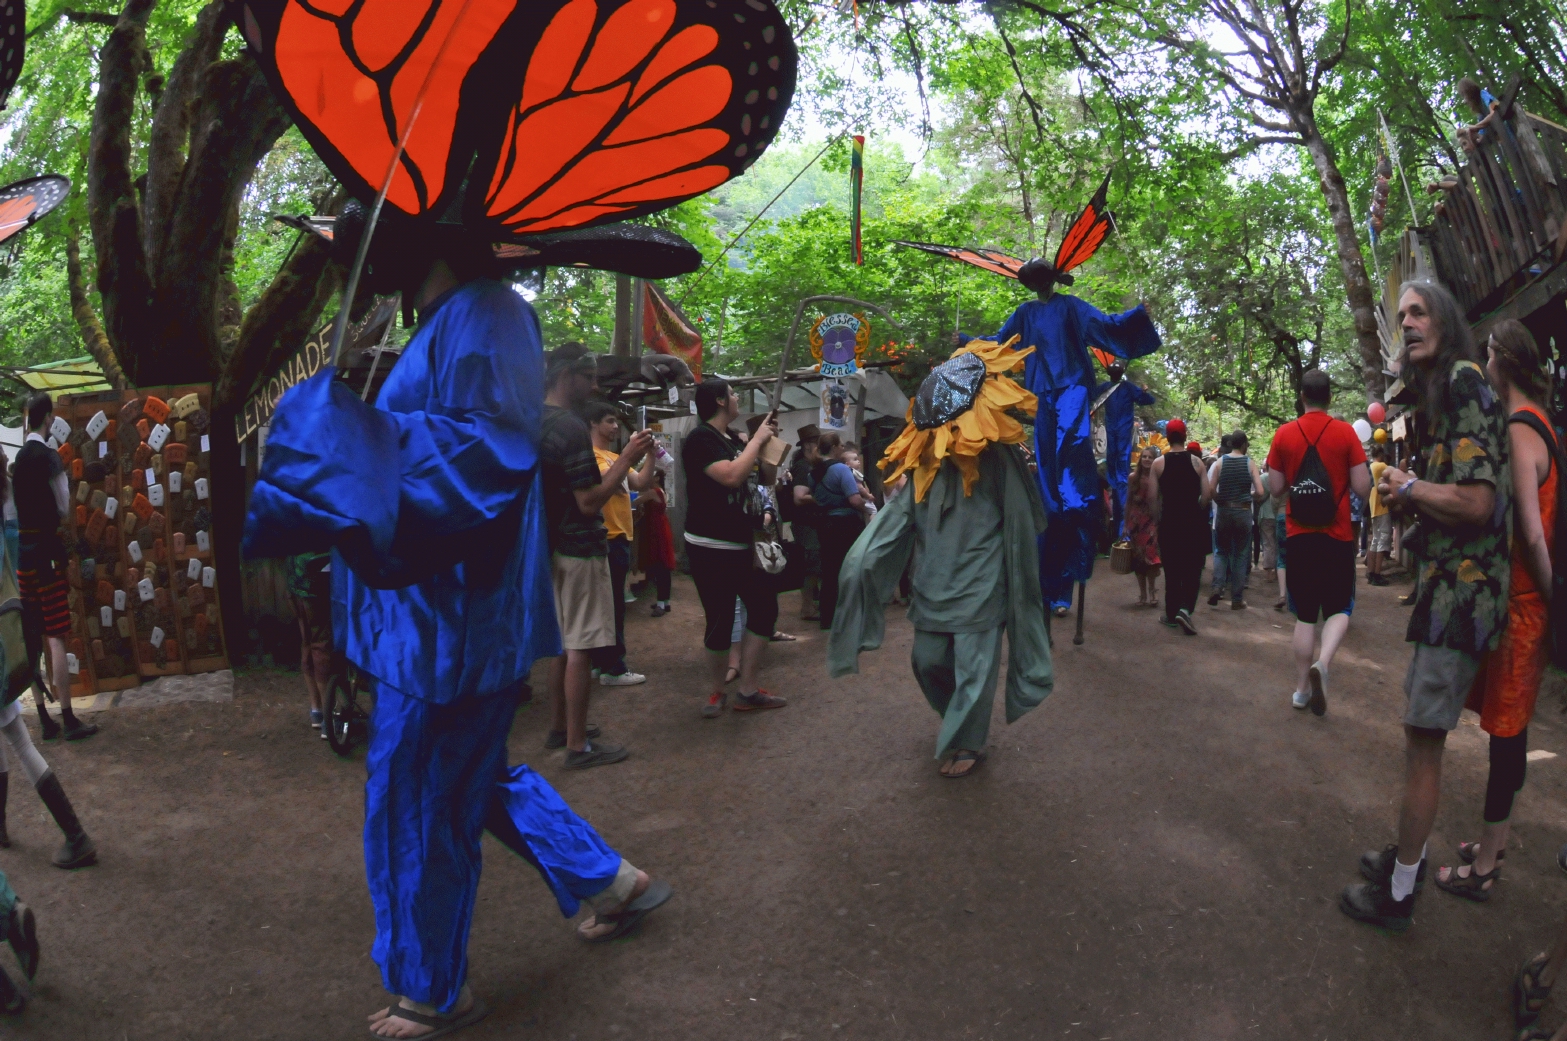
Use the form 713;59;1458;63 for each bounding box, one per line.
678;131;846;307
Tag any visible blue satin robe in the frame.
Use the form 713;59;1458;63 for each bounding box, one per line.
970;294;1161;608
243;281;621;1012
1095;379;1156;537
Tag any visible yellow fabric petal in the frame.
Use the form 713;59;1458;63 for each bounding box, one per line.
953;453;980;496
1457;559;1485;583
1455;438;1486;462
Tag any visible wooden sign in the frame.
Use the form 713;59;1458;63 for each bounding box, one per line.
234;295;400;442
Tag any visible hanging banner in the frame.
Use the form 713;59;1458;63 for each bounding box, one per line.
819;378;851;433
641;280;704;381
810;312;870;378
850;134;865;266
235;295;400;442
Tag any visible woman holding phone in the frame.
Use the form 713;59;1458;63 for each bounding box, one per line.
681;382;788;719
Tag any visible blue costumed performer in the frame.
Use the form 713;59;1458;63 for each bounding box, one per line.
965;258;1161;616
1095;361;1156;538
243;207;672;1040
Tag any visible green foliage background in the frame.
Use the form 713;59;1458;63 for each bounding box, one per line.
0;0;1561;445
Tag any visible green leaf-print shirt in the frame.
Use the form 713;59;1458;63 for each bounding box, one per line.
1405;360;1511;654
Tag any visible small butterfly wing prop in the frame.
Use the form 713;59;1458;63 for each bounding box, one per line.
0;175;71;246
892;240;1026;280
0;0;23;111
240;0;797;241
1090;347;1117;370
1052;171;1112;274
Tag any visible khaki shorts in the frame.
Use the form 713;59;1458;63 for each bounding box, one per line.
1403;642;1483;731
552;553;616;652
1369;513;1393;554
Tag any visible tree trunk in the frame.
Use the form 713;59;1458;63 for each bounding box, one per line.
65;222;127;390
612;273;632;355
1299;114;1386;403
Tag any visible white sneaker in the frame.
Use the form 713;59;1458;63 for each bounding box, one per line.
1291;689;1310;710
600;671;647;687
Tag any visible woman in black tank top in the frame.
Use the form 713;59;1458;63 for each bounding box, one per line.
1153;447;1211;631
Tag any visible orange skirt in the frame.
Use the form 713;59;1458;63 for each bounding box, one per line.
1466;593;1549;738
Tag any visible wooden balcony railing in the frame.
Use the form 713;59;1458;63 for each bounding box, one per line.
1421;105;1567;320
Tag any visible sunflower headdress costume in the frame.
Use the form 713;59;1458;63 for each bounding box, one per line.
828;338;1055;769
880;337;1039;502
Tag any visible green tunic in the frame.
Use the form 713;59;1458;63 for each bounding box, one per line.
828;445;1055;755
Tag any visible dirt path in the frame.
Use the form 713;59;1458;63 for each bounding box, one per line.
5;564;1564;1039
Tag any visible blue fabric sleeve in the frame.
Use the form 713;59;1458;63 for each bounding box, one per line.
1131;384;1157;406
1073;297;1162;361
244;283;544;588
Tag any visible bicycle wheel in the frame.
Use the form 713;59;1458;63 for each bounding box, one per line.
323;671;358;756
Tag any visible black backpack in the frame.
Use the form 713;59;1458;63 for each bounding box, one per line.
1288;419;1340;529
1506;409;1567;669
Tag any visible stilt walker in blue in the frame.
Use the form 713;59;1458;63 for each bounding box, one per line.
239;2;800;1036
1096;361;1156;538
907;175;1162;638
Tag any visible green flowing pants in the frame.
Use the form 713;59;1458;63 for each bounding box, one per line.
911;628;1004;759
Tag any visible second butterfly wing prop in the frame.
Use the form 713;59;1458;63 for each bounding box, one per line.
0;175;70;246
1053;172;1112;275
892;241;1026;280
239;0;797;239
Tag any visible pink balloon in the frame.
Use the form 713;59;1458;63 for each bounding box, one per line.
1367;401;1386;425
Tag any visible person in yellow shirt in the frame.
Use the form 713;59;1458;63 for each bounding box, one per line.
1367;443;1392;586
586;403;658;685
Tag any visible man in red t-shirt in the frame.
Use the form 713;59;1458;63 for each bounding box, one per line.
1266;370;1371;716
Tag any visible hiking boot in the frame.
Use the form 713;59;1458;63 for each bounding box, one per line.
1339;880;1414;931
1307;660;1328;716
733;690;787;712
564;740;629;770
544;723;601;750
1359;844;1427;893
701;692;727;719
1176;609;1197;635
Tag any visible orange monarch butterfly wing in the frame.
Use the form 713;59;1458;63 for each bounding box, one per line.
1090;347;1117;370
478;0;796;236
1053;171;1113;274
243;1;797;239
0;175;71;246
893;241;1027;280
241;0;520;219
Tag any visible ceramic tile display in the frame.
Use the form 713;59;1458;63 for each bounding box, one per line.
54;384;229;680
51;391;138;692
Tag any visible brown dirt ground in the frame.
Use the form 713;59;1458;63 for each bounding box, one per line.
5;562;1567;1039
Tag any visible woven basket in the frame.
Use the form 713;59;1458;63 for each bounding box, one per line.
1109;540;1134;575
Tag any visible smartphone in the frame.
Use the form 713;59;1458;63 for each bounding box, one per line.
636;405;648;431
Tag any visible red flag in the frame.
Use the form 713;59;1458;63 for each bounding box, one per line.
641;281;704;381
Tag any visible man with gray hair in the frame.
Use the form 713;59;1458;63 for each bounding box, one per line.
1339;279;1511;931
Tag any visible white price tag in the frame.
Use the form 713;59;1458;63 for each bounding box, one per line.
200;434;210;454
667;385;679;405
148;423;170;451
201;566;216;589
127;541;143;563
46;436;58;451
689;400;697;415
137;577;155;602
104;497;118;520
100;606;112;627
99;442;108;458
144;467;156;487
49;417;70;443
195;530;210;553
65;653;79;676
113;589;126;612
195;478;209;500
168;471;182;493
149;626;165;648
148;483;165;508
85;411;108;439
187;557;202;580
